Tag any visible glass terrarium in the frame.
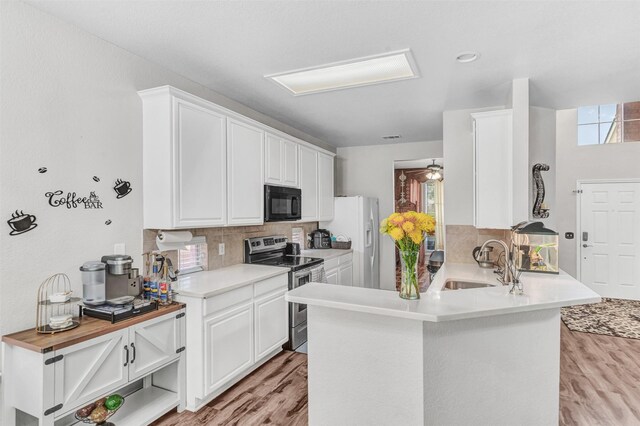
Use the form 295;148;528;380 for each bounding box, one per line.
512;222;559;274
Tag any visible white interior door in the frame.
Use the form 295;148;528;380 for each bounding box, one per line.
580;181;640;299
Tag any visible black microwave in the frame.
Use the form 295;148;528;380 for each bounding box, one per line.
264;185;301;222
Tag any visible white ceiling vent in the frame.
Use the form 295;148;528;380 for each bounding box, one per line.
266;49;419;96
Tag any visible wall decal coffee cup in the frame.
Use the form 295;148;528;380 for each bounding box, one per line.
113;178;132;199
8;210;38;235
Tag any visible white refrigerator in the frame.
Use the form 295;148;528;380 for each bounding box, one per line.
320;196;380;289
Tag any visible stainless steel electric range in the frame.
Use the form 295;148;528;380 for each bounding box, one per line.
244;235;325;351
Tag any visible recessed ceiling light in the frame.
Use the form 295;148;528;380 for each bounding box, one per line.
266;49;419;96
456;51;479;63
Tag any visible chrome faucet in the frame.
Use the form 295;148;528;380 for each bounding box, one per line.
478;239;524;295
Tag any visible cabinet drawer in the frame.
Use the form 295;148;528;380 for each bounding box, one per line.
254;273;288;297
339;253;353;265
324;257;339;270
204;285;253;316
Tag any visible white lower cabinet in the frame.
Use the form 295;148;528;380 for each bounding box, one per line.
54;330;129;413
2;308;186;426
326;269;338;285
254;289;288;361
128;312;182;381
178;272;288;411
324;253;353;286
339;261;354;286
204;302;254;394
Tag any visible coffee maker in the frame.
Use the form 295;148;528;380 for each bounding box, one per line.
81;255;140;305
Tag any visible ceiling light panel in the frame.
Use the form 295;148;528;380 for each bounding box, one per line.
267;49;419;96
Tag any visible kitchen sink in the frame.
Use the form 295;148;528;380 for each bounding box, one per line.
442;280;493;290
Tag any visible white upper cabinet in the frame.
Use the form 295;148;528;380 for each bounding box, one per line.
318;152;335;221
227;118;264;225
174;98;227;227
265;133;282;184
140;87;227;229
282;139;299;187
265;133;299;188
140;86;333;229
472;109;514;229
299;145;319;221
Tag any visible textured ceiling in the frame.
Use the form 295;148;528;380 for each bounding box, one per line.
25;1;640;147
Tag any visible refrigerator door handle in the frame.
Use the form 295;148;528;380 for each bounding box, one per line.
369;213;376;266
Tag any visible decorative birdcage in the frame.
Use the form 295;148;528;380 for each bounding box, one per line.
36;273;82;334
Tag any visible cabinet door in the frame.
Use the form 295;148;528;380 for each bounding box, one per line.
227;118;264;225
254;290;288;361
174;98;226;227
326;268;338;285
299;145;318;221
53;330;128;416
264;133;282;185
473;110;513;229
282;139;299;187
128;311;181;381
204;302;254;394
318;152;335;221
339;263;354;286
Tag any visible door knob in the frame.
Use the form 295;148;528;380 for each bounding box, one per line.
582;244;592;248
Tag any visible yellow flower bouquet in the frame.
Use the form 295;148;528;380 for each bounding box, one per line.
380;211;436;299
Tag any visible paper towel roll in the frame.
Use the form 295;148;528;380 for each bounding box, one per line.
156;230;193;251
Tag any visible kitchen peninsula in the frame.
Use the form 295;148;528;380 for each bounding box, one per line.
286;263;600;426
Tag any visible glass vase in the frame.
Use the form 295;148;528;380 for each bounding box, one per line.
399;249;420;300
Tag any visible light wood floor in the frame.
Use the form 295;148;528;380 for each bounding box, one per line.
559;323;640;425
153;324;640;426
152;351;308;426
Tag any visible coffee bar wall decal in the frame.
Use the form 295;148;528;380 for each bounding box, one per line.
38;167;47;174
45;190;103;209
93;176;100;182
7;210;38;236
113;178;132;199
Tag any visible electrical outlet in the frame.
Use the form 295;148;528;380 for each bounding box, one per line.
114;243;126;254
218;243;225;255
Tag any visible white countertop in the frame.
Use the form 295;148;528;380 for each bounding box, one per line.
300;248;353;260
286;262;601;322
175;264;289;298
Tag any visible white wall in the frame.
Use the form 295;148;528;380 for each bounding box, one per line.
0;2;330;352
336;140;443;290
529;106;556;230
442;106;504;226
511;78;530;223
556;108;640;277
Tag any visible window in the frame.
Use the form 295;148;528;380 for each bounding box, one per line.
577;101;640;145
178;236;208;275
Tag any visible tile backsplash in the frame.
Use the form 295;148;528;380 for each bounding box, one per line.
143;222;319;272
445;225;510;264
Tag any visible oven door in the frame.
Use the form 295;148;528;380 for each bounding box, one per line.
265;185;301;222
289;268;311;327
